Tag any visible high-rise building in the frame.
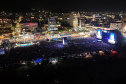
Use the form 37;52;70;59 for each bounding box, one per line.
63;13;70;24
70;12;85;31
47;17;58;31
70;12;78;28
80;17;85;28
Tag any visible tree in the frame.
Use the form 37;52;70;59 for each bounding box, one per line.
11;27;15;31
66;27;70;31
61;21;70;27
10;34;14;39
58;30;63;32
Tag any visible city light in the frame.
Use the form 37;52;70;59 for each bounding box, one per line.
1;3;126;84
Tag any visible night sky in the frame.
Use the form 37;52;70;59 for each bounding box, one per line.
1;0;126;12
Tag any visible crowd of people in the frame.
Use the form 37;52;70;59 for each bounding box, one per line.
0;37;123;67
0;37;126;84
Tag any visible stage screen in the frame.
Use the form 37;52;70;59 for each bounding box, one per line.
96;29;102;39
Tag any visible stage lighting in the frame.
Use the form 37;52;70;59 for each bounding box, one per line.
108;33;115;44
97;30;102;39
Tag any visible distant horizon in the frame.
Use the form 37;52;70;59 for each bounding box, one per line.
1;8;126;13
1;0;126;13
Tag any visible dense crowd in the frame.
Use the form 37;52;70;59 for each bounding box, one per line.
0;37;126;84
0;37;122;67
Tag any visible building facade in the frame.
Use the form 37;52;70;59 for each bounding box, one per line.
0;19;12;28
69;12;85;31
0;19;12;37
80;17;85;28
110;22;122;30
70;12;78;28
63;13;70;24
47;17;58;31
20;22;38;33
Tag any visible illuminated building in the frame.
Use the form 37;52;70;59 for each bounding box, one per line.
110;22;122;30
92;14;96;21
0;19;12;28
78;12;81;28
0;18;12;37
20;22;38;33
122;21;126;32
0;28;12;35
47;17;58;31
70;12;85;31
80;17;85;28
70;12;78;29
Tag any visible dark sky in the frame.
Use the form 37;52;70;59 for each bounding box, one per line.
1;0;126;12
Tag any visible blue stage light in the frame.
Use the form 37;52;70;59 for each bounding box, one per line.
103;30;107;33
63;38;65;45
